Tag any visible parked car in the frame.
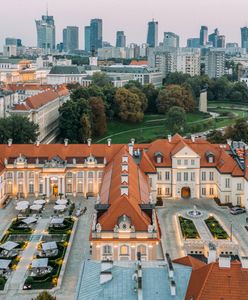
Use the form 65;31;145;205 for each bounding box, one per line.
230;206;246;215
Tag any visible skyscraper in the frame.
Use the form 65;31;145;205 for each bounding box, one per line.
147;20;158;48
84;26;91;52
200;26;208;46
5;38;22;47
217;35;226;48
116;31;126;48
35;14;56;53
187;38;200;48
208;28;219;47
63;26;79;53
90;19;103;50
241;27;248;49
163;32;180;48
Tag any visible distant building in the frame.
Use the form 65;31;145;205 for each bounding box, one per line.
200;26;208;46
116;31;126;48
187;38;200;48
241;27;248;50
177;48;201;76
63;26;79;53
147;19;158;48
208;29;225;48
5;38;22;47
84;26;91;52
205;48;225;78
163;32;180;49
148;49;177;77
35;15;56;54
90;19;103;50
217;35;226;48
0;90;18;118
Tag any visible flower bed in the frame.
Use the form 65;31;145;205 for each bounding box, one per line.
205;216;229;239
179;216;200;239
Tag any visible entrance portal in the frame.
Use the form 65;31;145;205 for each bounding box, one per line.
53;184;58;196
181;187;191;199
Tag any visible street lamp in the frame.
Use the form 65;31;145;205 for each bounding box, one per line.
230;222;233;242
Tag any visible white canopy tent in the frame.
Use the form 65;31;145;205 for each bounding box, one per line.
15;203;28;211
21;217;37;225
53;205;66;211
33;200;46;205
50;218;64;225
17;201;29;206
30;204;42;211
32;258;48;269
56;199;68;205
42;242;57;252
0;241;19;251
0;259;11;270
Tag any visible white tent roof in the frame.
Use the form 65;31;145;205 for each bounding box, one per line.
30;204;42;211
21;217;37;225
0;241;19;251
32;258;48;268
53;205;66;211
42;242;57;251
56;199;68;205
17;201;29;206
0;259;11;269
15;203;28;210
33;200;46;205
50;218;64;224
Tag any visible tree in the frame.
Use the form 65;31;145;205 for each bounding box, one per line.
89;97;107;136
0;115;39;144
33;291;56;300
114;88;145;122
166;106;186;134
207;130;226;144
80;113;92;142
225;118;248;143
91;72;111;87
164;72;191;85
156;84;195;114
142;84;159;113
127;86;148;112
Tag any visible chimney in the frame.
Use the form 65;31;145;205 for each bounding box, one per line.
168;135;172;143
36;140;40;147
64;138;69;147
131;138;135;146
8;139;12;147
191;135;195;143
241;257;248;269
107;138;112;147
100;271;113;285
227;139;232;146
128;143;133;156
208;242;217;264
170;280;176;296
87;138;92;147
219;255;231;268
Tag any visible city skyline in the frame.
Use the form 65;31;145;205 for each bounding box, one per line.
1;0;248;49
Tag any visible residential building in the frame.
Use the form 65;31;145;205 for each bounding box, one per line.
176;48;201;76
205;48;225;78
63;26;79;53
90;19;103;50
187;38;200;48
200;26;208;46
147;20;158;48
0;90;18;118
84;26;91;52
241;26;248;50
35;15;56;54
116;31;126;48
47;65;87;85
163;32;180;49
8;85;69;142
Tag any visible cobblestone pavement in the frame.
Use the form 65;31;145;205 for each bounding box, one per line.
157;198;248;260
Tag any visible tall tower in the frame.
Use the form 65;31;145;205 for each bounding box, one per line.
90;19;103;50
35;10;56;54
200;26;208;46
63;26;79;53
84;26;91;52
241;27;248;50
116;31;126;48
147;20;158;48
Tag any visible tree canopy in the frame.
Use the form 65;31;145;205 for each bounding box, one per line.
166;106;187;134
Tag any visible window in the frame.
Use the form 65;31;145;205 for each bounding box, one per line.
209;187;214;195
77;182;83;193
66;172;73;178
157;188;162;195
18;183;23;193
237;196;241;206
177;160;181;166
225;178;230;188
184;172;188;181
165;188;170;195
225;195;230;203
202;172;206;181
78;172;84;178
66;183;72;193
120;245;129;256
208;156;214;163
88;172;94;179
191;172;195;182
103;245;112;255
157;156;162;163
177;172;181;182
7;172;13;179
39;183;43;194
191;160;195;166
29;183;34;193
165;172;170;181
29;172;34;179
184;160;188;166
157;172;162;181
209;172;214;181
202;188;206;196
237;183;242;191
18;172;24;179
137;245;147;260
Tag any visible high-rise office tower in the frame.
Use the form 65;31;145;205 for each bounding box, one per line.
35;14;56;53
241;27;248;49
163;32;180;48
217;35;226;48
84;26;91;52
147;20;158;48
90;19;103;50
5;38;22;47
200;26;208;46
187;38;200;48
116;31;126;48
208;28;219;47
63;26;79;53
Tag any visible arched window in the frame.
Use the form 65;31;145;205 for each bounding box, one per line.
6;172;13;179
137;245;147;256
103;245;112;255
88;171;94;178
66;172;73;178
18;172;24;179
78;172;84;178
120;245;129;256
29;172;34;179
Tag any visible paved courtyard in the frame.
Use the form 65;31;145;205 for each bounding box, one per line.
0;196;95;300
157;198;248;259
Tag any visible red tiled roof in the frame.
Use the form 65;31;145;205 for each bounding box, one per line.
129;60;148;66
6;84;52;91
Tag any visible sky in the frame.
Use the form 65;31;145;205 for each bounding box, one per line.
1;0;248;49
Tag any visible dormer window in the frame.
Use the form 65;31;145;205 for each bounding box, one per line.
122;156;128;163
121;164;128;172
205;151;215;163
154;152;164;164
121;174;128;184
121;186;129;196
118;215;131;231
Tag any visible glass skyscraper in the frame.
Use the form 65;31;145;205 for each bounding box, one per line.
116;31;126;47
84;26;91;52
147;20;158;48
90;19;103;50
200;26;208;46
35;15;56;53
63;26;79;53
241;27;248;49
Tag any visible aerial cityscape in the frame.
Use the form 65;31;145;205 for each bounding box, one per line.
1;1;248;299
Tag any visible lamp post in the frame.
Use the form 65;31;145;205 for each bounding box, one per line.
230;222;233;242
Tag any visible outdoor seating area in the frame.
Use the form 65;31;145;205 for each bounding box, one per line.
39;241;58;258
48;217;74;234
0;241;19;258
